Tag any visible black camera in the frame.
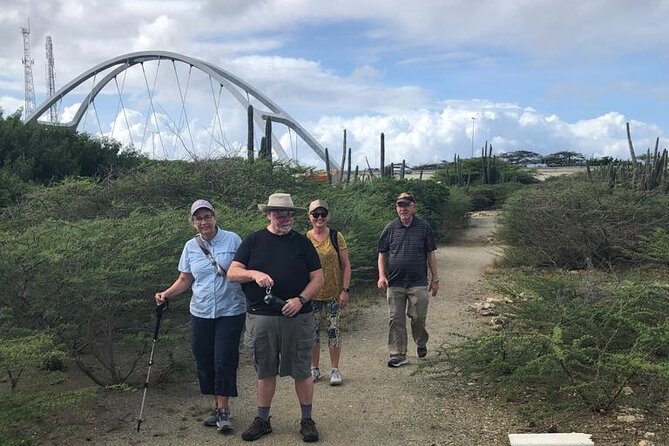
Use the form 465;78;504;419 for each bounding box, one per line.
263;292;287;311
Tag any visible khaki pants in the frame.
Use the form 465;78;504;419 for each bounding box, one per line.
386;286;429;358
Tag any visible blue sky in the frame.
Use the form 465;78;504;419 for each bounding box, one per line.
1;0;668;168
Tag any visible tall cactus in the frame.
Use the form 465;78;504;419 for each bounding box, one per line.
260;117;272;164
247;105;254;163
339;129;347;183
380;133;385;178
325;148;332;185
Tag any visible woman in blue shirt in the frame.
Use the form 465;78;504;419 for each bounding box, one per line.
155;199;246;434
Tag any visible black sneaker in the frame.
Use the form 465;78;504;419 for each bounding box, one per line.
241;417;272;441
387;356;409;367
300;417;319;442
417;345;428;358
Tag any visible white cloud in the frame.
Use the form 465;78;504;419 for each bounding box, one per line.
0;95;24;116
0;0;667;168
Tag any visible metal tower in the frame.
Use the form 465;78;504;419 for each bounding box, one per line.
21;21;36;120
45;36;57;123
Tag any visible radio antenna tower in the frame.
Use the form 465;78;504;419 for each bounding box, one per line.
45;35;57;123
21;20;36;121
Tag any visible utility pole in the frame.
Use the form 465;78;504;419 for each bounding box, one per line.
45;35;57;123
21;19;36;120
471;117;476;158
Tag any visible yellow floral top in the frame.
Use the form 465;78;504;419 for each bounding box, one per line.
307;229;348;301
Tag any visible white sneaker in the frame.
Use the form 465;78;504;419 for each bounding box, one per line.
311;367;321;382
329;368;343;386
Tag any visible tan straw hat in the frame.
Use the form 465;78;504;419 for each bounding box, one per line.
258;193;306;212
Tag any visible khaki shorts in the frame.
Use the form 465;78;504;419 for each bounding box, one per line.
245;312;315;380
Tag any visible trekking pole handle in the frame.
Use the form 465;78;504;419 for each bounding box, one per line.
153;300;168;339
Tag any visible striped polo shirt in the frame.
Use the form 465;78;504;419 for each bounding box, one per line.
378;216;437;288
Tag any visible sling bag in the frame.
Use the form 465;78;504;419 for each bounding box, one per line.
194;234;227;276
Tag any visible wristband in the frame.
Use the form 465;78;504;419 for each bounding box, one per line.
431;279;440;283
342;288;350;293
298;295;308;305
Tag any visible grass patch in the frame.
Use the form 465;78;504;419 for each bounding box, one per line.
0;386;96;445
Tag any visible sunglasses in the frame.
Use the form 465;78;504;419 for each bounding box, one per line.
396;202;412;208
274;210;296;217
311;211;328;219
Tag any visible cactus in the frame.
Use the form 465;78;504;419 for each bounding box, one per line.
380;133;385;178
247;105;254;163
325;148;332;185
339;129;347;183
347;147;352;183
591;123;667;194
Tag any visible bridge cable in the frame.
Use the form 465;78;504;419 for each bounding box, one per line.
111;68;130;142
91;100;104;136
207;77;227;155
171;61;197;159
215;83;226;155
88;73;104;136
140;60;167;159
113;75;135;149
81;72;97;131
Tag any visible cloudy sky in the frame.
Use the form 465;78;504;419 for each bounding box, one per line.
1;0;668;168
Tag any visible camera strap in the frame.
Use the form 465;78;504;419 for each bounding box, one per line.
194;234;227;276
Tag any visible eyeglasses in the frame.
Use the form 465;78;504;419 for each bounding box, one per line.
311;211;328;219
193;214;214;223
274;210;296;217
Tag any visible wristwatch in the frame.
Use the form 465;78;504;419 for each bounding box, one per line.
298;295;308;305
431;279;440;283
342;287;350;293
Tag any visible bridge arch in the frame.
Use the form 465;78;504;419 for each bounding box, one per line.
25;50;335;168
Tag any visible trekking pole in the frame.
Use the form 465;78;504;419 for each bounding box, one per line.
136;300;168;432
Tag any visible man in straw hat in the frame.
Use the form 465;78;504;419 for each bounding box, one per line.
377;192;439;368
228;193;324;442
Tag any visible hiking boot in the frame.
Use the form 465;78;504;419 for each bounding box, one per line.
216;409;233;433
310;367;321;382
300;417;319;442
329;368;343;386
417;345;428;358
241;416;272;441
203;408;218;427
387;356;408;367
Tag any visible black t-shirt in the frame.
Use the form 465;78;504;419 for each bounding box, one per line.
233;228;322;316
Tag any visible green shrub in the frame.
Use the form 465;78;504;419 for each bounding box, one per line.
627;228;669;266
428;270;669;413
467;183;525;211
498;179;669;268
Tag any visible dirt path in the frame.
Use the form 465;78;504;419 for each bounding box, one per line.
94;212;521;445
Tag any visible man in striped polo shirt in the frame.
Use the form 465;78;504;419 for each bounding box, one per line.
377;192;440;367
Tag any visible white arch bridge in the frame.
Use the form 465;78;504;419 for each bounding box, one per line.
25;50;336;168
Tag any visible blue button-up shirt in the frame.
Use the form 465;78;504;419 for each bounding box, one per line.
178;228;246;318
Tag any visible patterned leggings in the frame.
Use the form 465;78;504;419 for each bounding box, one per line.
311;298;341;348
